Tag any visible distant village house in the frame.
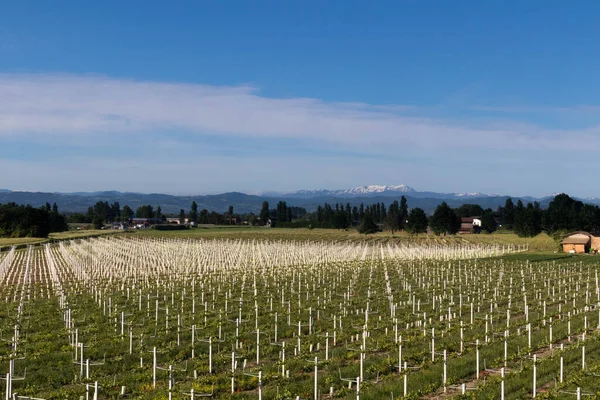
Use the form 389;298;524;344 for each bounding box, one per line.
561;232;600;254
458;217;482;234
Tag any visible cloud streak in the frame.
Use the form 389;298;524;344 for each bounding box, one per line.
2;73;599;153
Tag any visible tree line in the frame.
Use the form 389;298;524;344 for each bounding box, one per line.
5;192;596;238
0;202;68;238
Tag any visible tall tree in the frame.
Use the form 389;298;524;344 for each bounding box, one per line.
386;200;401;234
545;193;583;232
454;204;484;218
190;201;198;224
48;207;68;233
179;209;186;224
135;205;154;219
480;209;498;233
399;196;408;229
429;202;460;235
109;202;120;222
276;201;288;223
407;207;428;235
199;209;209;224
228;205;234;225
503;198;515;226
514;203;543;237
260;201;270;225
357;213;379;234
121;205;133;222
155;206;163;221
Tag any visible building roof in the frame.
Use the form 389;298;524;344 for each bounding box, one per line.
561;237;591;245
461;216;481;223
563;231;592;238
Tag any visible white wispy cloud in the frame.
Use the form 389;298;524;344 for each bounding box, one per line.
1;73;598;152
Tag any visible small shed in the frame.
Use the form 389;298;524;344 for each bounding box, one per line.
561;232;592;253
458;217;482;234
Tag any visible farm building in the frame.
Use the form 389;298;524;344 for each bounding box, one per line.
561;231;600;253
458;217;482;234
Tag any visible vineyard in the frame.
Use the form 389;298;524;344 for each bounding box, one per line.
0;236;598;399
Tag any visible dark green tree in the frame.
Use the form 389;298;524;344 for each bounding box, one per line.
454;204;484;218
429;202;460;235
109;202;120;222
502;198;515;226
357;213;379;234
581;204;600;233
480;209;498;233
179;209;186;224
121;205;133;222
92;216;104;230
135;205;154;219
228;205;234;225
260;201;270;225
399;196;408;229
190;201;198;224
514;202;543;237
199;209;209;224
407;207;428;235
386;200;401;234
545;194;583;233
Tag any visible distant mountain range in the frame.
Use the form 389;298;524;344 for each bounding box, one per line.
275;184;505;200
0;185;593;215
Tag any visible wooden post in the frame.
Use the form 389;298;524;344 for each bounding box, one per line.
231;351;235;393
256;329;260;364
431;328;435;362
443;349;447;392
360;346;364;382
209;337;213;374
532;354;536;398
153;347;157;388
258;371;263;400
501;367;505;400
314;357;318;400
476;339;480;380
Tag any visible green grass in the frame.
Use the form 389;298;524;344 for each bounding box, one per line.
0;229;125;248
49;229;124;240
0;237;48;247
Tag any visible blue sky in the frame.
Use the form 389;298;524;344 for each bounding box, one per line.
1;1;600;197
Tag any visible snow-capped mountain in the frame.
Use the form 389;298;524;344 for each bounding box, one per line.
454;192;500;198
277;185;507;200
280;185;416;199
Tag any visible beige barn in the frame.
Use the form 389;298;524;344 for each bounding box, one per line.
561;232;600;253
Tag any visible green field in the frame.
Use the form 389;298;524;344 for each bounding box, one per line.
0;225;559;254
136;227;559;252
0;229;126;248
0;230;594;399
